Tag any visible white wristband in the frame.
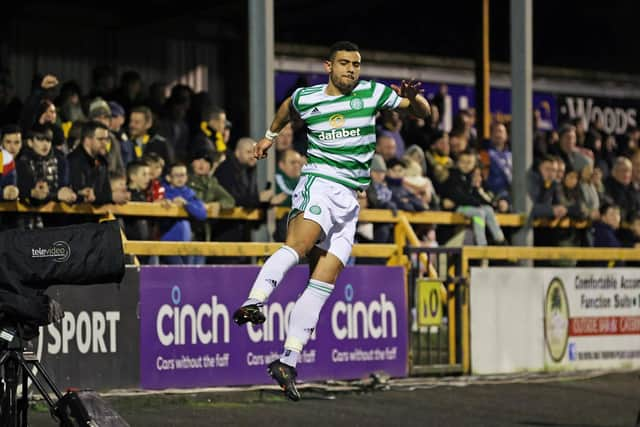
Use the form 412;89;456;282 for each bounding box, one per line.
265;130;279;141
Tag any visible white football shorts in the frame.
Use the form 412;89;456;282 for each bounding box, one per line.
290;175;360;265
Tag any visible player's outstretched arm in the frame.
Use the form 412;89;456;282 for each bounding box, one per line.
392;79;430;118
255;97;293;159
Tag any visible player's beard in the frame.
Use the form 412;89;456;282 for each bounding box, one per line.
330;72;357;94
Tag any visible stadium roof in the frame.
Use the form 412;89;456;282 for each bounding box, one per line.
3;0;639;75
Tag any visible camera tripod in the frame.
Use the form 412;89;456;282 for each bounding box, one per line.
0;326;89;427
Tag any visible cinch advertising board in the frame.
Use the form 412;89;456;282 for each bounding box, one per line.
139;266;408;389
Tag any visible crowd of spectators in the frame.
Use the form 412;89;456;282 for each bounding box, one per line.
0;69;638;264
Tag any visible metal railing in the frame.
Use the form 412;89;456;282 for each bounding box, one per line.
405;246;465;375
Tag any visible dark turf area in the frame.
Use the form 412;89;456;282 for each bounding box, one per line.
28;371;640;427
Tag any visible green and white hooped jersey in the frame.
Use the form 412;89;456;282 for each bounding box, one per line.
291;80;401;190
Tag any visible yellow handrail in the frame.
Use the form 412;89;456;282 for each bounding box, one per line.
0;201;263;220
123;240;397;258
0;201;592;228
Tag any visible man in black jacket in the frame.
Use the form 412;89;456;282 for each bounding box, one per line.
211;137;274;263
67;121;128;205
604;156;638;223
527;155;569;247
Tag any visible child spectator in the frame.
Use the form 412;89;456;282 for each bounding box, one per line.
140;153;166;264
124;162;151;246
142;152;166;202
441;150;506;245
591;203;622;248
127;161;151;202
160;162;207;264
578;162;601;220
403;157;438;210
385;158;426;212
559;170;588;221
557;169;589;247
109;172;128;200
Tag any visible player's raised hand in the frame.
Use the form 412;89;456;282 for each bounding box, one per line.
391;79;424;100
254;138;273;159
41;74;59;90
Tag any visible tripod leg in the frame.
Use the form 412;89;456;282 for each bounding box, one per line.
19;361;27;427
2;357;19;427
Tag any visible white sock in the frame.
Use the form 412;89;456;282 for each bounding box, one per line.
283;279;335;366
244;245;299;305
279;349;300;368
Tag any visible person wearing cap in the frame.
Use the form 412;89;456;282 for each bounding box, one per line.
109;100;134;169
187;149;236;264
16;123;76;228
89;98;126;177
108;101;128;140
365;154;398;244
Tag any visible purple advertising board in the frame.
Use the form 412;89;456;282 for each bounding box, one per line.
140;265;407;389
